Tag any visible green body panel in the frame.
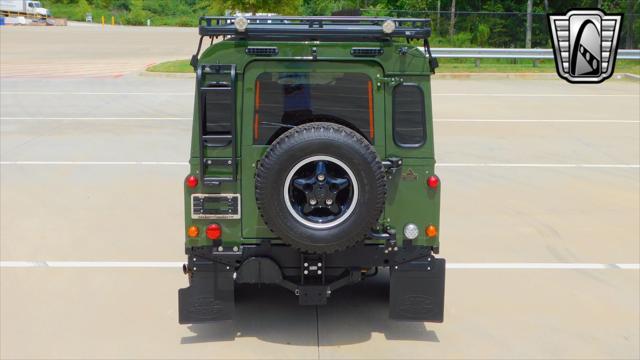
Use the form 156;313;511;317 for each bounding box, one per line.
184;38;440;249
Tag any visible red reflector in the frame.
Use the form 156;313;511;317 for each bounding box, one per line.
206;224;222;240
427;175;440;189
186;175;198;188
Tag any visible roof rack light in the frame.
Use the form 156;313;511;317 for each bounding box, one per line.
382;19;396;34
235;16;248;32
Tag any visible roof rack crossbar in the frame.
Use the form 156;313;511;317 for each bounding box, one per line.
198;16;431;40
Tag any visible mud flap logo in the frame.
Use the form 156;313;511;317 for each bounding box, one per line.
548;9;622;84
188;296;226;320
397;295;436;317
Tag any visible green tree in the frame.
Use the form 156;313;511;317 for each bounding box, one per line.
75;0;91;18
223;0;302;15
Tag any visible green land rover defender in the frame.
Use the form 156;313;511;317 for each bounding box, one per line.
179;16;445;323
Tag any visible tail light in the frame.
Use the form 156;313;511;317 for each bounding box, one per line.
426;225;438;238
186;175;198;188
206;224;222;240
187;225;199;238
427;175;440;189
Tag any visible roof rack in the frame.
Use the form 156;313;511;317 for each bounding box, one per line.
198;16;431;41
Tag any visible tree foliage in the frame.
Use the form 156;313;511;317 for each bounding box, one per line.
42;0;639;47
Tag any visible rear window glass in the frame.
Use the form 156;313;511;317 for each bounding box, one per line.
393;84;426;148
253;72;373;145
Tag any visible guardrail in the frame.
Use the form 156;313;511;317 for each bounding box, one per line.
429;48;640;60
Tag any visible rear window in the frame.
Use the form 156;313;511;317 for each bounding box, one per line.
393;84;426;148
253;72;373;145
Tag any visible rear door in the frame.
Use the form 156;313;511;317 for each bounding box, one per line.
383;77;440;246
240;61;385;240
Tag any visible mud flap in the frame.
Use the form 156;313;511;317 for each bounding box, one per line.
178;263;234;324
389;256;445;322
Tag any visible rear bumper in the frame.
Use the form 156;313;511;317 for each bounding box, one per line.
179;242;445;324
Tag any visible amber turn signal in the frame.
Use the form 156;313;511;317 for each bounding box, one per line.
425;225;438;238
187;225;199;238
186;175;198;188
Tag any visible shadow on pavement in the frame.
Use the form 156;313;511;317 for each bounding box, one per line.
181;269;439;345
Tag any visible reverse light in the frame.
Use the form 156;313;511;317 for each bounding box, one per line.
427;175;440;189
426;225;438;238
186;175;198;188
235;16;248;32
403;223;419;240
187;225;199;238
206;223;222;240
382;19;396;34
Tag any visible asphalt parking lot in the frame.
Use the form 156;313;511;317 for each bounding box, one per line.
1;25;639;359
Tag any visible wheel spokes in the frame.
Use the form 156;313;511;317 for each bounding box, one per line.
314;161;327;178
288;158;354;225
293;177;315;191
327;176;349;191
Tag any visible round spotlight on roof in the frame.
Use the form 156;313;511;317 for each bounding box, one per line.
382;19;396;34
235;16;248;32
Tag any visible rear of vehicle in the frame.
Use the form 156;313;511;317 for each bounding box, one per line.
179;16;445;324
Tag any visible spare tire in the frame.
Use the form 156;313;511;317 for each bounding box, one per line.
255;122;386;254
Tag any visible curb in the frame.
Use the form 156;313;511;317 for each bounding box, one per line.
139;70;194;78
622;73;640;81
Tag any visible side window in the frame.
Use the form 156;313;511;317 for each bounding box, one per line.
253;72;373;145
393;84;426;148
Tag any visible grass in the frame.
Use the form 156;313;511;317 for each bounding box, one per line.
146;58;640;75
147;59;193;73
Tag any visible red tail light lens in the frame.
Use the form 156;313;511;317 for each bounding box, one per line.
206;224;222;240
186;175;198;188
427;175;440;189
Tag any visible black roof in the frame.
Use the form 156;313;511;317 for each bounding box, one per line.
198;16;431;41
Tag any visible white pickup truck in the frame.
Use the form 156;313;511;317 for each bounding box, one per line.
0;0;50;18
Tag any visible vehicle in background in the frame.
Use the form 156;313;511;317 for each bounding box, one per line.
0;0;50;18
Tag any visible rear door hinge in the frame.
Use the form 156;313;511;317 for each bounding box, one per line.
382;157;403;175
375;74;403;88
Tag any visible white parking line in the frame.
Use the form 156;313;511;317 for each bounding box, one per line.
2;92;638;97
0;161;187;165
3;117;639;124
434;93;640;97
1;261;637;269
2;161;638;168
436;119;640;124
1;117;190;120
437;163;640;168
0;92;192;96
